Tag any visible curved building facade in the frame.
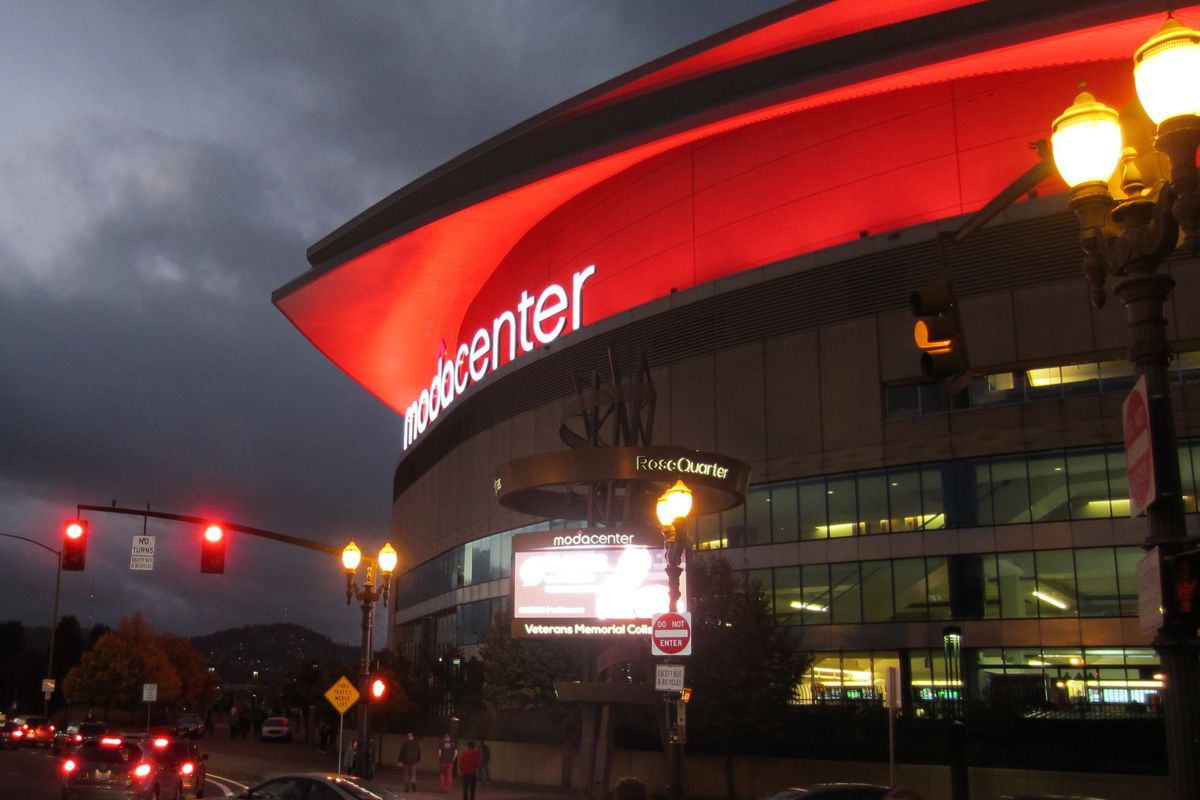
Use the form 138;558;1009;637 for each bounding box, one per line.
275;1;1200;712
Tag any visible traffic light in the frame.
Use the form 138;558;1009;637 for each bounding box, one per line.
200;524;226;574
371;678;386;700
1169;548;1200;630
62;520;88;571
910;278;967;379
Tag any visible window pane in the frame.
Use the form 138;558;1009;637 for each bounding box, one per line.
971;372;1019;406
744;487;770;547
695;512;724;550
997;551;1037;618
980;554;1001;619
722;503;746;548
926;556;951;620
1067;449;1111;519
922;466;946;530
1075;548;1120;617
948;554;986;620
858;471;889;534
1180;444;1198;513
1034;549;1076;618
893;558;929;622
967;459;993;527
885;384;920;418
991;455;1031;524
770;483;799;542
774;566;802;623
1106;448;1131;518
1028;452;1069;522
826;476;858;538
861;560;893;622
1116;547;1143;616
919;382;949;413
747;568;773;602
887;466;922;532
801;564;831;624
830;563;862;624
799;478;829;540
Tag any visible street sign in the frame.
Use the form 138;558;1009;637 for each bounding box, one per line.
142;683;157;702
651;611;691;656
42;678;55;698
1138;548;1164;635
1124;376;1156;517
324;676;360;715
131;535;155;571
655;663;685;692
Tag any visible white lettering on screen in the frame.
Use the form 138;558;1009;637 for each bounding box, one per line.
403;264;596;450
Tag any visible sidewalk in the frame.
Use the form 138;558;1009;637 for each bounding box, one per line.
202;733;576;800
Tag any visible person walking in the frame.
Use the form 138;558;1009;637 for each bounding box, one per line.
478;739;491;785
437;733;457;794
458;740;480;800
398;732;421;793
318;721;331;754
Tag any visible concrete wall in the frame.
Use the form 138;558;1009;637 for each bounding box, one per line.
376;733;1166;800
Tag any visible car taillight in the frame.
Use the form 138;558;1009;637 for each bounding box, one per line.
49;724;55;731
73;734;82;742
180;762;195;776
63;759;77;774
152;737;169;748
100;737;123;746
133;763;152;779
12;730;23;738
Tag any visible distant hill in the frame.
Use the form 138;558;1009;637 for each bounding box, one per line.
190;623;357;685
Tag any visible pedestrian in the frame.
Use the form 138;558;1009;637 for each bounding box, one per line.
478;739;491;785
240;711;252;741
613;777;648;800
458;740;480;800
343;739;357;774
204;709;214;736
398;732;421;793
437;733;457;794
318;721;331;754
228;706;239;741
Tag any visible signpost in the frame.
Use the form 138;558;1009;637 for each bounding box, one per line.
41;678;55;701
651;612;692;656
655;664;685;692
885;667;900;788
324;676;360;773
130;535;155;571
1138;548;1165;635
143;683;157;733
1124;376;1157;517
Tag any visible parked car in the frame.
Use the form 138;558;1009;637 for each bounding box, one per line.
53;721;108;755
147;735;209;798
0;720;18;749
61;737;183;800
235;773;402;799
10;714;54;747
174;713;204;739
761;785;891;800
259;716;292;742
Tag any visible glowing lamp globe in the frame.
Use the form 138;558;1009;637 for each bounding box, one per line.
1051;90;1122;188
341;540;362;572
1134;17;1200;125
378;542;398;574
656;479;694;526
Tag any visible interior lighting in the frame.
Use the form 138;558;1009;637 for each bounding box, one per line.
1032;589;1070;610
1134;17;1200;125
790;601;829;612
1028;660;1050;667
1026;363;1104;387
1087;498;1131;515
1051;88;1122;189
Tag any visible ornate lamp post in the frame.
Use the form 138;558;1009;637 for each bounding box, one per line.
656;479;693;800
341;539;398;779
1050;16;1200;800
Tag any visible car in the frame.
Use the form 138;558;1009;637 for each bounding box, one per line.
10;714;54;747
174;714;204;739
146;735;209;798
54;721;109;755
761;785;892;800
62;736;183;800
259;716;292;742
235;772;403;799
0;720;18;749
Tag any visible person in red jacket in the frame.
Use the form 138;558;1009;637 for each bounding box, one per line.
458;740;481;800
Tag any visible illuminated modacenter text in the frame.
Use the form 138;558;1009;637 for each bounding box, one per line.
404;265;596;449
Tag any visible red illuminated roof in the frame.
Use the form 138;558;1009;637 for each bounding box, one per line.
274;1;1195;419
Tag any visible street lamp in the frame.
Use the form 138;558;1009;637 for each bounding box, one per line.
1051;16;1200;800
0;533;62;716
341;540;398;779
655;479;693;800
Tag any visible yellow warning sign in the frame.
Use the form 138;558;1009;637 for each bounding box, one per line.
324;676;360;715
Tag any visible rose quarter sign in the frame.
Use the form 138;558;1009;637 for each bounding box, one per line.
652;611;692;656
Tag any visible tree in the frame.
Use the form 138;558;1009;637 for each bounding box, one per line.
159;635;218;710
686;554;810;800
63;613;181;710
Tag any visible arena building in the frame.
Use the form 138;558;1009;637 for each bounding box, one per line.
274;0;1200;715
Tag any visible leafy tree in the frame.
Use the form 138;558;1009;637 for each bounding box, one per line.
0;620;25;667
159;635;218;710
86;624;111;650
63;613;182;710
52;616;85;682
686;554;810;800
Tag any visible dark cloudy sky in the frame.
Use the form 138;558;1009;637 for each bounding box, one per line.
0;1;787;644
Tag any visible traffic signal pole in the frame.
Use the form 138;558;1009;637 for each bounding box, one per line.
0;533;63;716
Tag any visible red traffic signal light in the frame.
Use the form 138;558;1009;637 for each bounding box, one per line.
200;524;226;574
371;678;386;699
62;520;88;571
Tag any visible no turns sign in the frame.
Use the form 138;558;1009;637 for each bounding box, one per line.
651;611;692;656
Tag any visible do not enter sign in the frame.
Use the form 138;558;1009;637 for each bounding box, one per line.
651;611;692;656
